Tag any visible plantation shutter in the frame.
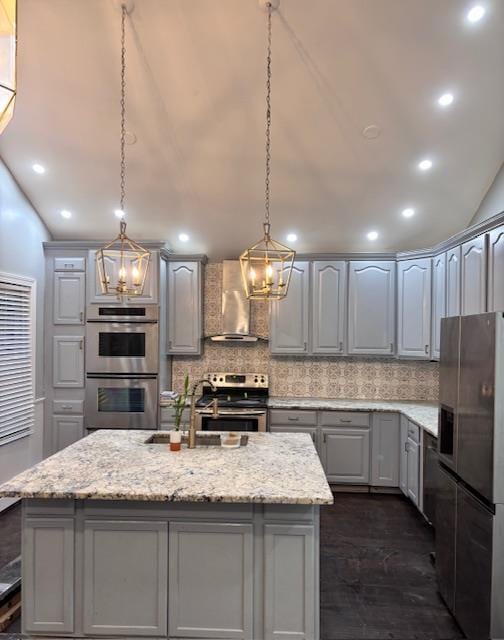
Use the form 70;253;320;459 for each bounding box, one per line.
0;274;35;445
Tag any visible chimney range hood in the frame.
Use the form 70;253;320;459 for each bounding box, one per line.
210;261;261;342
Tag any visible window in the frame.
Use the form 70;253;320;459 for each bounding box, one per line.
0;272;36;445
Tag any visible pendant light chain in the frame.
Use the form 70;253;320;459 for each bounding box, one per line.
119;3;127;223
264;2;272;229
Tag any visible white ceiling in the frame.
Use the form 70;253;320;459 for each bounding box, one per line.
1;0;503;258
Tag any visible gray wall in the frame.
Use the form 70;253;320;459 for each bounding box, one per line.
0;158;51;510
471;163;504;225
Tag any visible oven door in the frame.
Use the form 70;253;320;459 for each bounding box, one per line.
198;412;266;432
86;321;158;374
85;374;158;429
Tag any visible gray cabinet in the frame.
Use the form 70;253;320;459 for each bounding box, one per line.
406;422;420;506
461;234;486;316
83;519;168;636
311;260;346;354
53;335;84;388
52;415;84;452
397;258;431;358
399;416;408;496
167;261;202;354
431;254;446;360
371;413;400;487
169;521;253;639
270;262;310;355
264;524;316;640
347;261;396;355
53;272;85;325
446;246;461;317
321;427;370;484
23;517;75;634
487;225;504;312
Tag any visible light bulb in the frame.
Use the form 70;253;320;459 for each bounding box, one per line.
250;268;256;286
118;267;126;281
266;264;273;279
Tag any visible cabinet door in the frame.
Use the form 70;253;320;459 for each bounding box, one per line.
270;425;320;456
347;261;396;355
487;225;504;312
53;336;84;388
264;524;316;640
399;416;408;496
53;272;85;325
461;235;486;316
407;437;420;506
446;247;461;317
23;517;75;634
169;522;253;639
167;261;202;354
53;415;84;452
371;413;400;487
397;258;432;358
270;262;309;355
431;254;446;360
322;428;370;483
83;520;168;636
311;261;346;354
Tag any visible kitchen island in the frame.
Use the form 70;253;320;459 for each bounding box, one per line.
0;430;332;640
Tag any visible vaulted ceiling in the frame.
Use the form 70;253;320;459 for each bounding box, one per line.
1;0;503;258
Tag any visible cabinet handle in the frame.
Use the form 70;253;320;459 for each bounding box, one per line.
390;342;394;352
303;341;307;351
80;311;84;322
339;341;343;351
405;442;410;452
287;416;300;422
61;405;72;410
425;344;429;354
64;263;74;268
339;418;352;423
311;433;316;443
79;339;83;350
323;433;327;443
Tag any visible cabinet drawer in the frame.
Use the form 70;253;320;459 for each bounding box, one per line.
54;256;85;272
269;410;318;426
407;421;420;443
320;411;370;427
53;400;84;414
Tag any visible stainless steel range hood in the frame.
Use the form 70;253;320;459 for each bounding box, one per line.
210;261;260;342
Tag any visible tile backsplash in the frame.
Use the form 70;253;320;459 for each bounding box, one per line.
171;263;439;402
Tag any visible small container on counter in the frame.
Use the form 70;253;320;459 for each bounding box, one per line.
220;432;241;449
170;430;181;452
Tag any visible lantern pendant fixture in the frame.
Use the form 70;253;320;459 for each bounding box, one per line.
0;0;17;135
239;0;295;301
96;2;150;299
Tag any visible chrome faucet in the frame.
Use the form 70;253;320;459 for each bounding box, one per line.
188;379;218;449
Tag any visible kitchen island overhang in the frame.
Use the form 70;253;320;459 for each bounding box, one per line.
0;431;333;640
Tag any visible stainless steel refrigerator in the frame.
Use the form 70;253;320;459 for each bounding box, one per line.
437;313;504;640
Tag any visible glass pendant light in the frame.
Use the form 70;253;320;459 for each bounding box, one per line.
96;3;150;298
239;0;295;300
0;0;16;135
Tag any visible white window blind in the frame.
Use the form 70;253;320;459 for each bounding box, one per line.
0;273;35;445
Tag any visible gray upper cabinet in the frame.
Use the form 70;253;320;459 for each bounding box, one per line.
53;336;84;388
347;261;396;355
397;258;432;359
487;225;504;312
371;413;400;487
431;254;446;360
167;261;202;355
53;272;85;325
445;246;461;317
270;262;310;355
311;261;346;354
461;234;487;316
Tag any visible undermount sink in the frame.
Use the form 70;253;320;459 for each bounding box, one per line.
146;433;249;447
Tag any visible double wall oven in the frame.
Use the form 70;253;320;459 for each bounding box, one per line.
85;305;159;429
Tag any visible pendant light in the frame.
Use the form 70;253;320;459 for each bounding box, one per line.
96;3;151;298
239;0;295;300
0;0;16;135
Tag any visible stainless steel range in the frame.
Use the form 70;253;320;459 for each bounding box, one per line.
195;373;268;432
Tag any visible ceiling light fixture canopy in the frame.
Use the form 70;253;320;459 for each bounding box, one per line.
240;0;295;301
0;0;16;135
97;3;150;299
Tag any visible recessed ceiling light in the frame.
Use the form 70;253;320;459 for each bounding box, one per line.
287;233;297;243
60;209;72;219
402;208;415;218
367;230;379;241
438;93;454;107
114;209;125;219
418;158;433;171
32;163;45;174
178;233;189;242
467;5;486;22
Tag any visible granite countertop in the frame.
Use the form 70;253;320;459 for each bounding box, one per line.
0;431;333;505
268;397;439;437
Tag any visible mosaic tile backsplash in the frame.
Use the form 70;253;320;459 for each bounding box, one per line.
171;263;439;402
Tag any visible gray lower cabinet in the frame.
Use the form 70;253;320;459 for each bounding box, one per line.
270;262;310;355
53;272;85;325
399;416;408;496
370;413;400;487
406;422;420;506
169;522;253;639
23;517;75;634
167;261;202;355
321;427;370;484
311;261;346;354
264;524;315;640
53;415;84;452
83;519;168;636
53;335;84;388
461;234;487;316
431;254;446;360
445;246;461;317
397;258;432;358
